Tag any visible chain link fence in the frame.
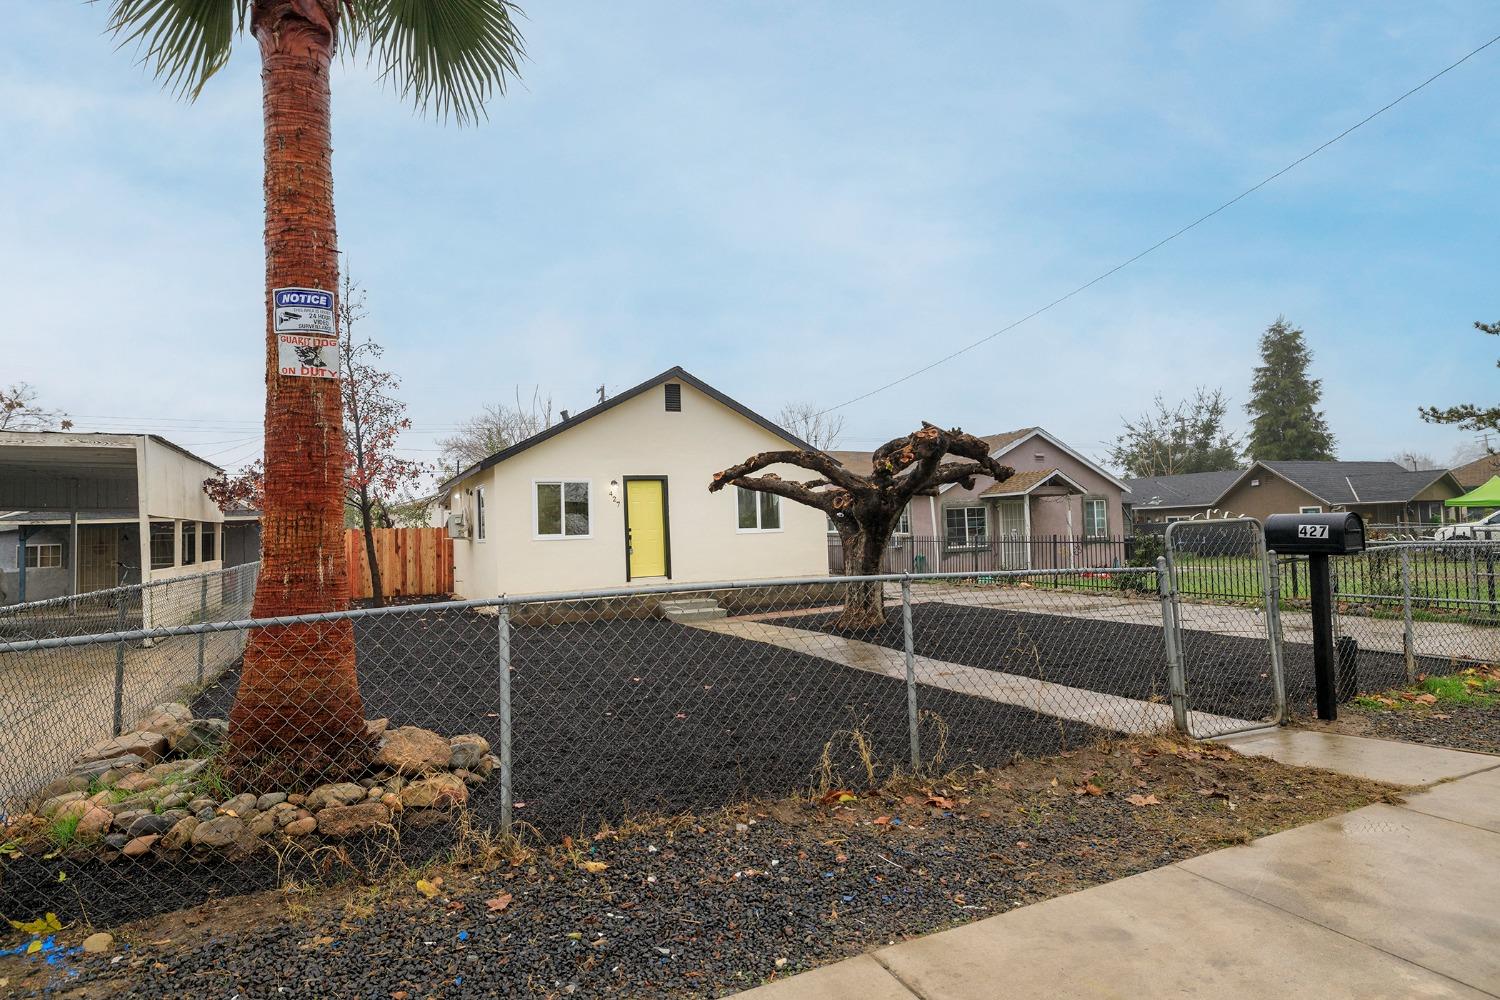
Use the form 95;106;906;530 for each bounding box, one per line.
1330;540;1500;686
1;543;1489;930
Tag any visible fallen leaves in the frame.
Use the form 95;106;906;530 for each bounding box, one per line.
486;894;513;913
1125;794;1160;807
1072;783;1103;797
415;877;444;898
7;912;63;935
579;860;609;874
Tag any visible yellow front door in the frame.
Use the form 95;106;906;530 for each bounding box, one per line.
626;479;668;578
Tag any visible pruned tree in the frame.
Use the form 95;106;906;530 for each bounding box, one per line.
0;383;72;432
776;401;846;451
1106;388;1241;477
340;274;427;607
1421;320;1500;446
711;424;1013;627
437;387;554;471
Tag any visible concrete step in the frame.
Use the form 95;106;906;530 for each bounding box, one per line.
660;598;727;623
661;597;720;610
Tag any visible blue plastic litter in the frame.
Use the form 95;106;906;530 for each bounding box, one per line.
458;930;469;941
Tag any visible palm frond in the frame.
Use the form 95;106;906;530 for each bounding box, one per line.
102;0;248;100
345;0;527;125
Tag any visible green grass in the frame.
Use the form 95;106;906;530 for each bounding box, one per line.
1354;667;1500;711
47;812;83;850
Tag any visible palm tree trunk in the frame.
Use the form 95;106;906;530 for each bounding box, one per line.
225;0;371;789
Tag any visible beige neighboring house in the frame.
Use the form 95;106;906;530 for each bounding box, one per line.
828;427;1132;570
440;367;827;598
1127;460;1466;528
1452;453;1500;490
0;432;231;608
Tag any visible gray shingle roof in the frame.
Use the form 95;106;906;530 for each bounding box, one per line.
1122;470;1241;509
1259;461;1448;505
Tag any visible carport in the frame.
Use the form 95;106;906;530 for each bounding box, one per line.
0;432;229;606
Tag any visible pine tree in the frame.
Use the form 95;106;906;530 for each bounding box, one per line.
1420;320;1500;441
1244;317;1336;461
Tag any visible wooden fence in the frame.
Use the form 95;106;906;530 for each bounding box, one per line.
344;527;453;600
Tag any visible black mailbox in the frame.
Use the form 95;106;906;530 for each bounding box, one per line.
1264;512;1365;556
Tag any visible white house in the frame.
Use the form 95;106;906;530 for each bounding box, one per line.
0;432;232;606
441;367;828;598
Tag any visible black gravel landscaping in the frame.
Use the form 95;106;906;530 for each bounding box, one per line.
3;608;1108;929
1340;702;1500;754
768;600;1461;725
194;609;1109;837
2;738;1395;999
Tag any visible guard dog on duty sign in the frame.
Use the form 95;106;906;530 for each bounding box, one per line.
272;287;338;378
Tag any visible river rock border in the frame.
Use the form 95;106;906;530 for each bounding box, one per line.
2;704;498;864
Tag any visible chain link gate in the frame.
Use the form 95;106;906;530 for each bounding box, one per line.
1160;517;1286;738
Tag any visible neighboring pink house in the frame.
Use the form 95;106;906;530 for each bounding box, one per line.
827;427;1132;571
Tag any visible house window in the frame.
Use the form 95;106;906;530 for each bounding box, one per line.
944;506;987;548
181;522;197;566
536;481;590;537
24;543;62;569
475;487;487;542
149;521;175;569
201;523;217;562
1299;506;1322;514
737;487;781;531
894;504;912;535
1083;498;1108;539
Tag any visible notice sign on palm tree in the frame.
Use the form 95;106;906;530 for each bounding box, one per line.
101;0;527;790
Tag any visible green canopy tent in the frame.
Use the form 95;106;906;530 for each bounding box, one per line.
1445;475;1500;508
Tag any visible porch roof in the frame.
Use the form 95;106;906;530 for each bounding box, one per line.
979;468;1086;498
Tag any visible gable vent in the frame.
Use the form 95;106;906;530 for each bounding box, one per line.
664;383;682;412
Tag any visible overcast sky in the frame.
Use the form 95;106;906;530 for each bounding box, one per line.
2;2;1496;478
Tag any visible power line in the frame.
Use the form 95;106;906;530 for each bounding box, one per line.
820;31;1500;415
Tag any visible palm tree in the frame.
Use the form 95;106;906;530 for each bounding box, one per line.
102;1;525;789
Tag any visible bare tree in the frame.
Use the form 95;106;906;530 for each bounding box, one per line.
776;401;846;451
1388;451;1441;472
712;424;1012;627
437;387;554;471
1106;388;1240;477
0;383;71;432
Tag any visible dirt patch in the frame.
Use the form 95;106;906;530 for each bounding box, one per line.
1318;666;1500;754
3;736;1398;999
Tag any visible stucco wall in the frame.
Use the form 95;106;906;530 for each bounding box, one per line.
450;380;828;598
1216;472;1321;522
907;432;1128;539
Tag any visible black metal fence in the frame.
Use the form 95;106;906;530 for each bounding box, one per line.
827;535;1135;575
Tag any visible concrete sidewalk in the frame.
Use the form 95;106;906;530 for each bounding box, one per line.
735;734;1500;999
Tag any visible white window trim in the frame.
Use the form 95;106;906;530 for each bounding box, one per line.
1299;505;1323;514
532;478;593;540
1083;497;1108;539
735;486;784;533
944;505;988;549
25;542;63;569
474;486;488;542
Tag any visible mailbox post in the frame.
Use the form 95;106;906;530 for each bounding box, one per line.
1264;512;1367;721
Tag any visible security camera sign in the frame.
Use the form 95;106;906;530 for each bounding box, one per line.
272;287;334;335
277;334;339;379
